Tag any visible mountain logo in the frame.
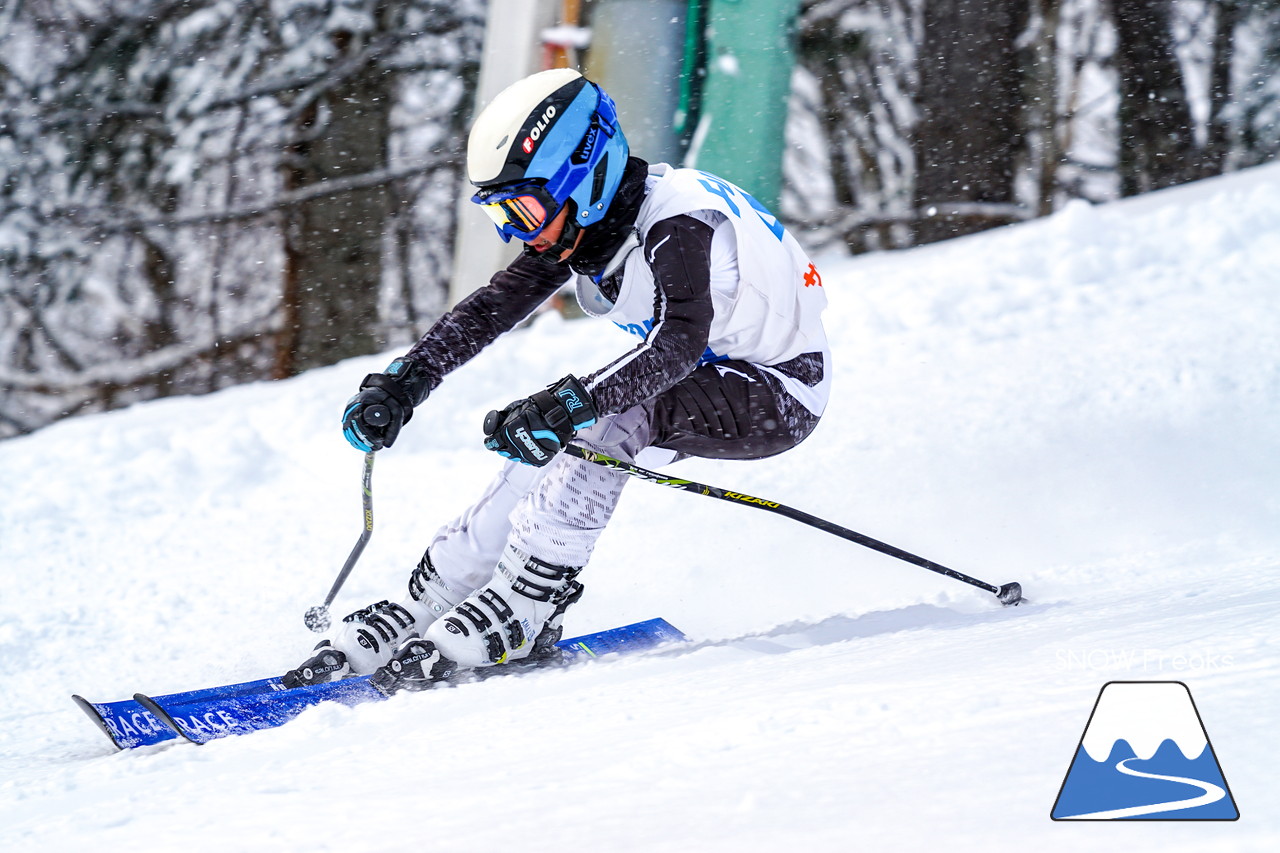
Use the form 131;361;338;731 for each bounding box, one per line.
1051;681;1239;820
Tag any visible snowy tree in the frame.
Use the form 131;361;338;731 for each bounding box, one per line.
912;0;1029;243
790;0;920;253
0;0;482;438
787;0;1280;251
1110;0;1200;194
1201;0;1280;172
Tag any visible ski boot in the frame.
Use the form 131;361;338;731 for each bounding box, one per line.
423;543;586;671
282;599;417;687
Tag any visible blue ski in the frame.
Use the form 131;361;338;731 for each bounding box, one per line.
73;676;286;750
74;617;685;750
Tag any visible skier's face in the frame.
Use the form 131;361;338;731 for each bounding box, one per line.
525;205;580;262
525;205;568;253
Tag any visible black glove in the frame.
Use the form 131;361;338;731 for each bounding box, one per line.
342;358;431;451
482;375;598;466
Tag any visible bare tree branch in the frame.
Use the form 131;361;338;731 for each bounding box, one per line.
55;158;456;233
0;318;278;393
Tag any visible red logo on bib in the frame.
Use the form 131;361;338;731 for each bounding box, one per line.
803;263;823;288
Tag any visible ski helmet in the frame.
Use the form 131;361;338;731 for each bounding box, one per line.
468;69;629;244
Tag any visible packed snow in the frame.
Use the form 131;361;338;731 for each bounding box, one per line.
3;164;1279;851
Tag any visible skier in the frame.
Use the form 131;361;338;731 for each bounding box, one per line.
285;68;830;693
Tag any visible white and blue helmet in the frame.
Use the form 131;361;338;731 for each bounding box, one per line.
467;69;629;243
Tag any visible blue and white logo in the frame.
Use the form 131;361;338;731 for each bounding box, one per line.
1051;681;1238;820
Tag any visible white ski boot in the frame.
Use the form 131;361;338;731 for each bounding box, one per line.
423;542;584;669
283;553;459;685
368;543;585;693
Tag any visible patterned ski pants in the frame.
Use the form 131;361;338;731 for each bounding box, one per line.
426;353;825;591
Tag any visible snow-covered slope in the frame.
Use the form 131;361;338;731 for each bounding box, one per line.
3;164;1279;851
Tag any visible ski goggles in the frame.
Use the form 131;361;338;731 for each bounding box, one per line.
472;182;562;241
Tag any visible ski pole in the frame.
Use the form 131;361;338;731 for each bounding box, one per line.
304;446;378;632
564;444;1024;606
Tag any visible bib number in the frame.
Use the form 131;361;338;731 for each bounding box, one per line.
696;173;784;242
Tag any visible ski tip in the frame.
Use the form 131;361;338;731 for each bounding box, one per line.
132;693;198;745
71;694;124;751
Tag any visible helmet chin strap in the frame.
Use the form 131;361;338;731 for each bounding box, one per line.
547;210;586;263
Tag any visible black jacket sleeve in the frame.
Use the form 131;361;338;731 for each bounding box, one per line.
584;214;717;416
401;249;572;394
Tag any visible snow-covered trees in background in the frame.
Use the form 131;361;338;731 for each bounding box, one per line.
912;0;1027;243
1113;0;1205;194
4;0;1280;439
0;0;481;437
787;0;918;251
789;0;1280;251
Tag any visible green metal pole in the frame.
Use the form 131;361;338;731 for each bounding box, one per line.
688;0;801;211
